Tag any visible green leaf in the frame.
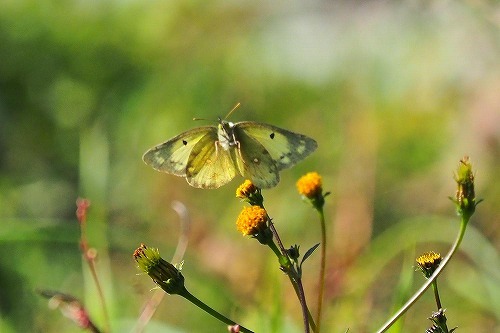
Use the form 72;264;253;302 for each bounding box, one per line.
301;243;320;266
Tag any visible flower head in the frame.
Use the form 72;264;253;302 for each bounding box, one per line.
297;172;327;210
427;308;456;333
297;172;322;198
451;156;481;218
236;206;268;236
133;243;186;295
236;180;257;198
236;180;263;206
416;251;442;278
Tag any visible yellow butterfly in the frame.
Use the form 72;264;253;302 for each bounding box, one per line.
143;111;317;189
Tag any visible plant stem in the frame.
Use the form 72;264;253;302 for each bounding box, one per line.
85;256;110;333
267;227;316;333
268;220;287;256
79;214;110;333
180;288;254;333
295;276;311;333
431;280;442;310
432;280;451;332
375;215;469;333
315;208;326;333
288;274;317;333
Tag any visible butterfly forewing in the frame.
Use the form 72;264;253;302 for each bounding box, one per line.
186;131;237;189
235;122;318;171
142;126;217;176
232;127;280;188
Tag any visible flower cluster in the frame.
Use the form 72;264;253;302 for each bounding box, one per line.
296;172;323;199
416;251;442;278
236;205;268;236
236;179;263;206
296;172;327;211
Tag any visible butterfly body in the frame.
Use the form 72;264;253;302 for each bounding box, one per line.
143;119;317;189
217;120;238;150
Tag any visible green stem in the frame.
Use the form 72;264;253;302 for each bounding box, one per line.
432;280;451;332
375;215;469;333
267;235;316;333
315;208;326;333
431;280;442;310
180;288;254;333
268;219;287;258
267;238;284;260
295;277;311;333
288;275;317;333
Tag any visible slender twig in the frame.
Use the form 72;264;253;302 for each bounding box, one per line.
267;225;316;333
180;288;254;333
315;208;326;333
295;277;312;333
83;253;110;333
432;280;442;310
268;220;287;255
77;199;110;333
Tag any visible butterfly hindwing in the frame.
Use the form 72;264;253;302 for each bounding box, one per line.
142;126;217;176
232;127;280;188
185;131;237;189
235;121;318;171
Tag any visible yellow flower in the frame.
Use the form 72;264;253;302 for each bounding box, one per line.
236;206;267;236
296;172;323;199
235;180;264;206
236;180;257;199
416;251;442;278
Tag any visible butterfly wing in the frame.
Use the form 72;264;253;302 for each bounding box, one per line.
230;127;280;188
143;120;317;189
235;121;317;171
185;132;237;189
142;126;217;176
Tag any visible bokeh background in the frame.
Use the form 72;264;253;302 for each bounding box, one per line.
0;1;499;332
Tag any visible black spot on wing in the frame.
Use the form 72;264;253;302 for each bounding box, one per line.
182;140;188;145
270;132;275;139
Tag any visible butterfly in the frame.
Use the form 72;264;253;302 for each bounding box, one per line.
143;113;317;189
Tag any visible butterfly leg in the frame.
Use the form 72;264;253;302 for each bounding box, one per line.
214;141;221;157
235;141;247;166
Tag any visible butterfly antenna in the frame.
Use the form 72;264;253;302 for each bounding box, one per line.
224;102;241;120
192;117;206;121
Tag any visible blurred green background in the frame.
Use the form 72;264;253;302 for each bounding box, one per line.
0;0;498;332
